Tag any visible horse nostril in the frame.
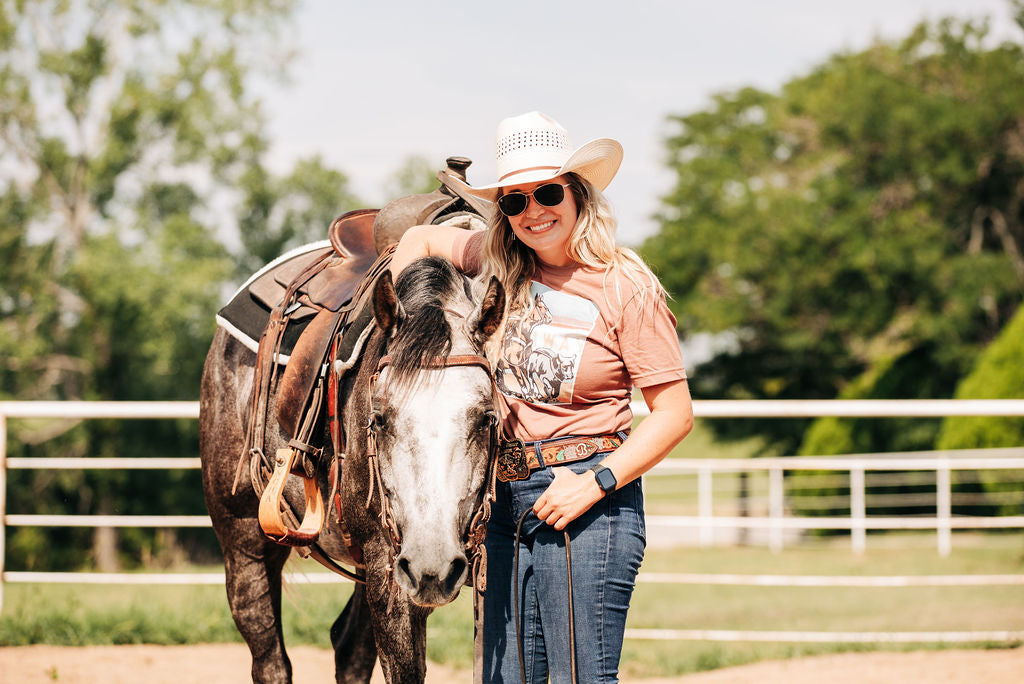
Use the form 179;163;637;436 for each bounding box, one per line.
444;556;468;595
396;556;415;586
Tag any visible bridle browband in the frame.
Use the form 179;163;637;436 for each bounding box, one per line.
363;350;500;601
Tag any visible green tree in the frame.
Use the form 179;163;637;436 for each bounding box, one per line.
934;304;1024;515
937;304;1024;450
238;155;362;275
644;16;1024;457
0;0;362;570
383;155;444;201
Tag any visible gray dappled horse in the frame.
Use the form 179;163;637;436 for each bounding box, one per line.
200;257;504;682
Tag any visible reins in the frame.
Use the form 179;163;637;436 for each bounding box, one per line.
513;510;578;684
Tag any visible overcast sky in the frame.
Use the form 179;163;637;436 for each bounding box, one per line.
260;0;1021;246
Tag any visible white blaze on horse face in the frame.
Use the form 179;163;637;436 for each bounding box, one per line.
378;363;491;605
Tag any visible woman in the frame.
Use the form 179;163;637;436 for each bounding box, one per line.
390;111;693;683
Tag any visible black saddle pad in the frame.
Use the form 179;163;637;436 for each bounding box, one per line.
215;243;330;362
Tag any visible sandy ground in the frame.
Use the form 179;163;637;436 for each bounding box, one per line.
0;644;1021;683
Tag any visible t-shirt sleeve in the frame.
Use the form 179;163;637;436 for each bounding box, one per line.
618;288;687;388
451;230;485;277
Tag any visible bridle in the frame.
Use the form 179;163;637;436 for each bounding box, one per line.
362;350;500;600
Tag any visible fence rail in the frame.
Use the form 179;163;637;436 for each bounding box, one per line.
2;399;1023;645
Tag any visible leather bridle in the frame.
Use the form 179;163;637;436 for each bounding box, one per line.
362;348;579;683
363;351;500;598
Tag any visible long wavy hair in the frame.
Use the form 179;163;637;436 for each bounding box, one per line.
480;173;666;332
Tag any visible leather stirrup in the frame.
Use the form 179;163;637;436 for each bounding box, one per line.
258;447;325;546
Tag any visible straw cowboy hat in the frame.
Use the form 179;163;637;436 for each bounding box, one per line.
454;111;623;201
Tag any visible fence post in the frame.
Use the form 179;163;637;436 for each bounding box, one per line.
698;467;713;547
1;411;7;613
850;467;866;554
769;467;784;553
937;465;952;557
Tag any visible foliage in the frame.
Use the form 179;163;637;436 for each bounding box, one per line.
937;303;1024;450
382;155;444;201
644;17;1024;457
0;0;361;570
237;155;362;275
934;303;1024;514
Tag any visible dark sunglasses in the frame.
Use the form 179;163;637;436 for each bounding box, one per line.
496;183;570;217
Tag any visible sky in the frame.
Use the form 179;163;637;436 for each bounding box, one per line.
261;0;1021;247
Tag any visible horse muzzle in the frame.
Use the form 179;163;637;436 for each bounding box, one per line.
393;549;469;607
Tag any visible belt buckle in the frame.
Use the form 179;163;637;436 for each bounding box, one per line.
496;437;530;482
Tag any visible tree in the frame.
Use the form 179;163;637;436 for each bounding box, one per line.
238;155;362;275
933;303;1024;515
0;0;360;570
382;155;445;201
644;16;1024;457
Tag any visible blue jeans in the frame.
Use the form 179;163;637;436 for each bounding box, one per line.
481;448;646;683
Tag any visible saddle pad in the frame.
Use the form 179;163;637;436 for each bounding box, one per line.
215;241;333;363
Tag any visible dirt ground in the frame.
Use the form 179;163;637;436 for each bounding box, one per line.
0;644;1021;683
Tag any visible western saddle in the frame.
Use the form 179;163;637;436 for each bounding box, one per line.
238;157;491;571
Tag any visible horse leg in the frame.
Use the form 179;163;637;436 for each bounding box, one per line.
331;584;377;684
221;526;294;684
363;565;431;683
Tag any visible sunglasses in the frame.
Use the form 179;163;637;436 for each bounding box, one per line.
496;183;571;217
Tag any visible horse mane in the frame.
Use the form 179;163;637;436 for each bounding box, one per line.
368;256;464;389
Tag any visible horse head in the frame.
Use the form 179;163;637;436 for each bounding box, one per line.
365;256;504;607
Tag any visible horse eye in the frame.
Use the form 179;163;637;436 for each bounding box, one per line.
477;411;497;432
371;411;389;432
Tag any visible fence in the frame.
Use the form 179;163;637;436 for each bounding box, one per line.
2;399;1024;644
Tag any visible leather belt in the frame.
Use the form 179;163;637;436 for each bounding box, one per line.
524;432;627;471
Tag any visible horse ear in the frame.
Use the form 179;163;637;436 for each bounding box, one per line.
469;276;505;345
373;271;405;334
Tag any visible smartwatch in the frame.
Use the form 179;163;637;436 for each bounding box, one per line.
590;464;618;496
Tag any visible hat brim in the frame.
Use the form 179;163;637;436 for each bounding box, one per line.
451;138;623;201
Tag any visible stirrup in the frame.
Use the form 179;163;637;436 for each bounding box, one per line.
258;447;325;546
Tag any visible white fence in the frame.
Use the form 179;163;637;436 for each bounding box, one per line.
2;399;1024;644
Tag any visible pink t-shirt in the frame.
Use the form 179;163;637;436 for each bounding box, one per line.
453;231;687;442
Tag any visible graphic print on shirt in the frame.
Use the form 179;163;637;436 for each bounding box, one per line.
495;282;599;404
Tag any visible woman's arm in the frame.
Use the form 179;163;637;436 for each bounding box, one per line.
532;378;694;530
389;224;468;275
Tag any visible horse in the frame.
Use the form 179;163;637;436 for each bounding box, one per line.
200;256;505;683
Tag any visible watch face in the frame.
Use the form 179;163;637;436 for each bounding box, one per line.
595;467;617;492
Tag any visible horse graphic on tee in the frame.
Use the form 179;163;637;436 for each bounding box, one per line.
495;284;599;404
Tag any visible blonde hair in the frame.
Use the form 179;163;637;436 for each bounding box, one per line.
481;173;666;324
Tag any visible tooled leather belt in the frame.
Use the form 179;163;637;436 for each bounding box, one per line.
523;431;628;471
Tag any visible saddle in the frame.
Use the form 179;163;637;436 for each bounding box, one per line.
238;157;492;569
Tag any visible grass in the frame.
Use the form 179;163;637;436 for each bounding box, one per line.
2;532;1022;677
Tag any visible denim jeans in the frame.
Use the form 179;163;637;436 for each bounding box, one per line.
481;447;646;683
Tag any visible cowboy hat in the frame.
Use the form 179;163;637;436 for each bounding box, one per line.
452;111;623;201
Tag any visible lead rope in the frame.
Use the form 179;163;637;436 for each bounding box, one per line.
513;510;577;684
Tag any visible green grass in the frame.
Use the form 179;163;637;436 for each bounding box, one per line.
3;533;1022;677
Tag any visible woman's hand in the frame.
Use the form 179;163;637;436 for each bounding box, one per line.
532;467;604;531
